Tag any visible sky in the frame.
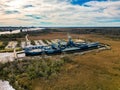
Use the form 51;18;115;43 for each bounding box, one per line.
0;0;120;27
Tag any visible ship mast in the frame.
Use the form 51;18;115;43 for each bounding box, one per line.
67;33;71;40
67;33;74;46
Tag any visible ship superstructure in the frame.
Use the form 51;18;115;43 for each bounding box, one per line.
24;34;99;56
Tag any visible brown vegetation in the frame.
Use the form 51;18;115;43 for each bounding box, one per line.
0;29;120;90
31;33;120;90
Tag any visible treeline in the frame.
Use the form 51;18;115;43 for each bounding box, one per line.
0;33;26;41
51;27;120;39
0;27;28;32
69;28;120;35
0;29;51;41
0;41;8;50
0;56;73;90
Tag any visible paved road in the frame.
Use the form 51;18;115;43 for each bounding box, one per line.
0;52;25;63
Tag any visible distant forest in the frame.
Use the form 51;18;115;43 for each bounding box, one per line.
0;27;33;32
52;27;120;39
0;27;120;39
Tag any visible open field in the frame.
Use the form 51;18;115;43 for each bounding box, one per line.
30;33;120;90
26;32;80;40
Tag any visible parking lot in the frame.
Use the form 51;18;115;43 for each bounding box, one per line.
1;39;85;51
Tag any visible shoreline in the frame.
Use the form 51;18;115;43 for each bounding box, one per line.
0;28;44;35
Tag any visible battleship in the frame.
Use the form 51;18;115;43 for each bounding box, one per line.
24;34;100;56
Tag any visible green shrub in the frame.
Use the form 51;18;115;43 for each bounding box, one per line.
0;57;72;90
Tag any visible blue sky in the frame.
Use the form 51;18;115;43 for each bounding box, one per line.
71;0;108;5
0;0;120;27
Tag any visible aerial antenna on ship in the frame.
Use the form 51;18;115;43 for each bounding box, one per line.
67;33;71;39
57;39;61;48
67;33;73;43
58;39;61;43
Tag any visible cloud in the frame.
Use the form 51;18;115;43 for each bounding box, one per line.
17;18;33;21
25;15;41;19
4;10;20;14
40;22;53;25
0;0;120;26
23;5;34;8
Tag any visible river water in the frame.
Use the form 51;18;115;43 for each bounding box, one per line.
0;28;44;35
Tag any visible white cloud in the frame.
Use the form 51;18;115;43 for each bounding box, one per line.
0;0;120;26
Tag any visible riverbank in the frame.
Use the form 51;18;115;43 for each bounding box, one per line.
0;28;44;35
